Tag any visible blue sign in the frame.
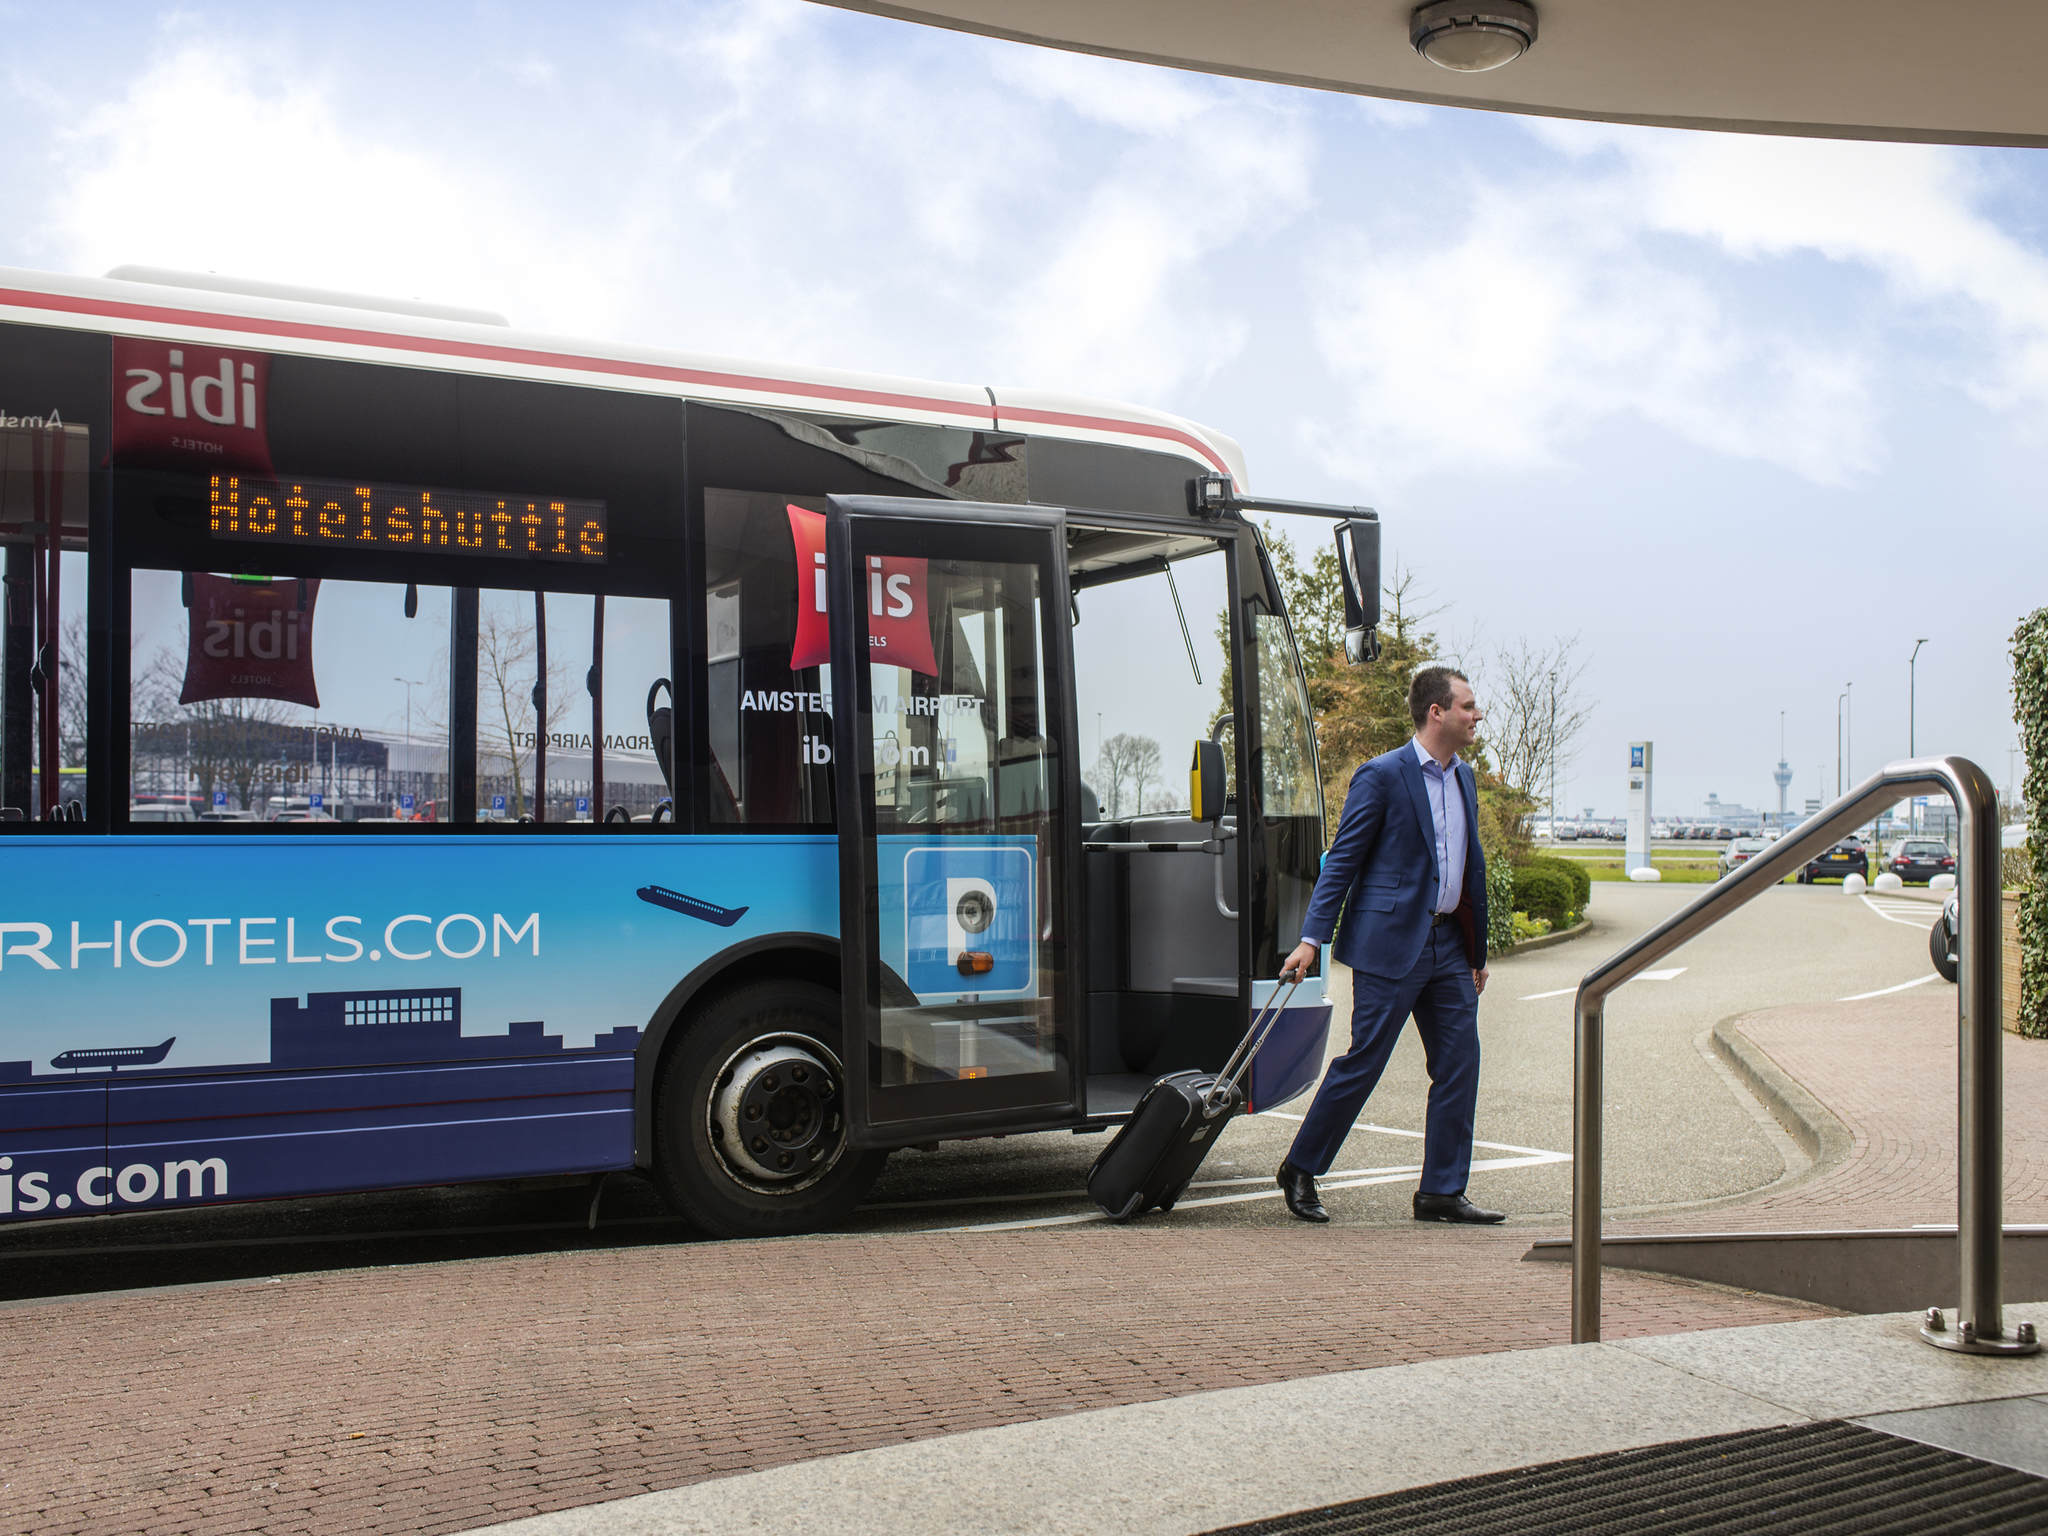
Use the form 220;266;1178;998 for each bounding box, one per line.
400;794;415;811
492;794;507;813
212;791;227;807
575;797;590;815
1630;745;1645;769
903;843;1035;999
309;793;324;810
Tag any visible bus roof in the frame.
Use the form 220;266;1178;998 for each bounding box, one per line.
0;265;1248;485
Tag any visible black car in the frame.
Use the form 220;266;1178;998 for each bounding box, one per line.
1932;891;1959;982
1887;839;1956;884
1800;839;1870;883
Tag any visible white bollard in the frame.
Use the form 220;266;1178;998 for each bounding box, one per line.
1628;865;1662;882
1873;872;1904;892
1930;872;1957;892
1843;872;1868;895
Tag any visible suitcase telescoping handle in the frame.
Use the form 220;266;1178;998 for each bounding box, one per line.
1206;977;1304;1109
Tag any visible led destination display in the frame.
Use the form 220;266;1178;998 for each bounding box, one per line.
207;473;608;564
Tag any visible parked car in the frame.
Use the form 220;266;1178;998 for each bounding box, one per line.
1800;838;1870;883
1886;839;1956;884
1718;836;1768;877
128;804;194;822
1932;891;1959;983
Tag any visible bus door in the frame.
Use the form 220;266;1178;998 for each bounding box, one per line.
824;496;1086;1147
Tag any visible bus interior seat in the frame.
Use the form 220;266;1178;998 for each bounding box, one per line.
646;677;674;790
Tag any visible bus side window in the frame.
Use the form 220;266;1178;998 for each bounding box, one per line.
2;424;92;825
128;570;457;826
701;489;833;828
469;588;671;826
127;572;671;827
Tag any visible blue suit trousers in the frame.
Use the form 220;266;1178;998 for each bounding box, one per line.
1285;924;1481;1195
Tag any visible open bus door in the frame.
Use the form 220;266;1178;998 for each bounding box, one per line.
824;496;1087;1148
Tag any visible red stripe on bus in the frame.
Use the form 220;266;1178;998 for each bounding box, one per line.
0;285;994;421
994;403;1230;474
0;286;1238;470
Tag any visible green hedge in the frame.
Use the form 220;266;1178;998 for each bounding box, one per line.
1517;853;1592;912
2013;611;2048;1038
1514;866;1576;927
1486;853;1516;958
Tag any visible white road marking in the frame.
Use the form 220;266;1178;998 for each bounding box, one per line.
1861;894;1939;928
1521;967;1680;1001
924;1149;1569;1232
1261;1114;1562;1160
1839;973;1943;1002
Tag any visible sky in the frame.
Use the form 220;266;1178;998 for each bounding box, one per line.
1;0;2042;818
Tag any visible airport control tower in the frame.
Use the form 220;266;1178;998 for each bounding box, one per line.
1774;713;1793;828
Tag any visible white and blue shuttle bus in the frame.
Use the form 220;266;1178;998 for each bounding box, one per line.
0;266;1378;1238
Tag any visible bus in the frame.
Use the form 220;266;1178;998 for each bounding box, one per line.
0;265;1380;1238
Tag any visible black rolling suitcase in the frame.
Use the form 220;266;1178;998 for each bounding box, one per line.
1087;980;1302;1221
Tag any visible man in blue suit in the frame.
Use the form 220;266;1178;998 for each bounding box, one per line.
1275;666;1502;1225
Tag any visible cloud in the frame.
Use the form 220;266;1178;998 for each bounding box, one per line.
1304;121;2048;490
45;39;634;338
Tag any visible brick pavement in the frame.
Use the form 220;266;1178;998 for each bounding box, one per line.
0;1227;1829;1536
1698;989;2048;1231
14;986;2029;1536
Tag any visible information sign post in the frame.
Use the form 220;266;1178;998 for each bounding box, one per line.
1625;741;1654;875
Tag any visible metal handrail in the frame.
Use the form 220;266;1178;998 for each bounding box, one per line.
1572;755;2037;1355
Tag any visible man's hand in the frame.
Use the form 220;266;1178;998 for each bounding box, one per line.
1281;941;1319;982
1472;967;1489;995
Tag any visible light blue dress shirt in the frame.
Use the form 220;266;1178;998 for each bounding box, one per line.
1412;736;1466;916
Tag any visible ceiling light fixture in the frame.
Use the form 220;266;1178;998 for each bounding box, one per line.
1410;1;1538;72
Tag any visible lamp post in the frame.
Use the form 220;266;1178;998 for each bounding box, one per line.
1846;679;1858;837
394;676;422;816
1843;696;1859;798
1548;670;1559;843
1909;639;1929;833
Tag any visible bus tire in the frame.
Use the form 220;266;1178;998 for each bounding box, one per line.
654;979;885;1238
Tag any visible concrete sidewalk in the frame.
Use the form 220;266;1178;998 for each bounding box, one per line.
472;1309;2048;1536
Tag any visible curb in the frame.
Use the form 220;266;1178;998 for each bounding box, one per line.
1510;917;1593;955
1708;1016;1854;1171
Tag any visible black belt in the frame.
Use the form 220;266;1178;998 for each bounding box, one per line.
1431;911;1458;928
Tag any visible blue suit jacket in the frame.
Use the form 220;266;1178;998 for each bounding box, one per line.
1301;743;1489;981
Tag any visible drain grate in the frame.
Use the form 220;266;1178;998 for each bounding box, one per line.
1200;1421;2048;1536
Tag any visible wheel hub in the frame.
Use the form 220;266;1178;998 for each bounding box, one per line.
708;1037;846;1190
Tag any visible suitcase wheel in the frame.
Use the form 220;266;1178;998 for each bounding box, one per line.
1155;1199;1174;1213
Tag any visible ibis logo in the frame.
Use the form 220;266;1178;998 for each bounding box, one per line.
786;504;937;677
113;338;273;472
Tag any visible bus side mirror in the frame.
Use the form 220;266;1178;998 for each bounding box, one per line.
1334;516;1381;666
1190;738;1226;824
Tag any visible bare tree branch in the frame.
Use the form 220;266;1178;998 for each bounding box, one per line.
1476;633;1593;814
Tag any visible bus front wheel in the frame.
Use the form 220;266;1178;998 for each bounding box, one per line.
654;979;885;1238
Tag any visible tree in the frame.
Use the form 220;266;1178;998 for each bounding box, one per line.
1478;634;1593;818
476;595;573;818
1252;526;1531;868
135;646;299;812
1093;732;1161;820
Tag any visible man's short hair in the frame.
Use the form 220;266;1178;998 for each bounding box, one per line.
1409;666;1468;729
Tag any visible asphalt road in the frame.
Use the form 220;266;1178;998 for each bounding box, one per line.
0;881;1946;1297
852;878;1946;1234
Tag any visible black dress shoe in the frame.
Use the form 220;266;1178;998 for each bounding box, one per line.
1413;1192;1506;1224
1277;1161;1329;1223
